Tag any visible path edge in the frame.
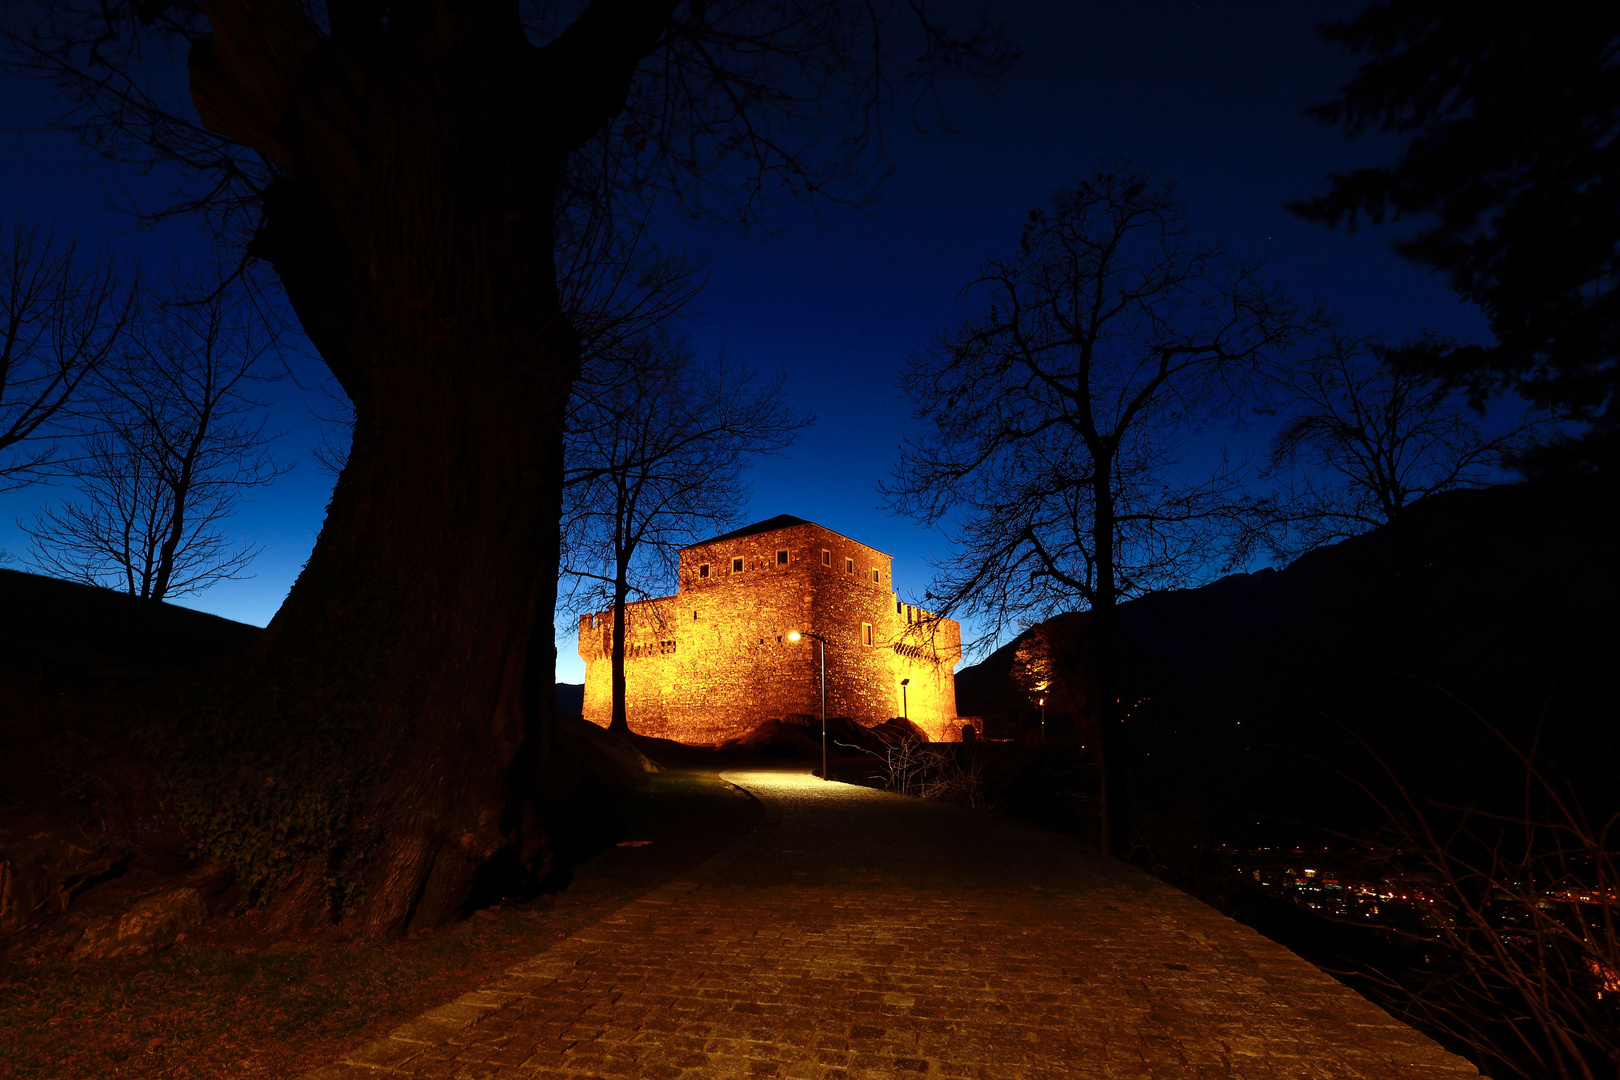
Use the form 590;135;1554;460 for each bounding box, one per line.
301;766;792;1078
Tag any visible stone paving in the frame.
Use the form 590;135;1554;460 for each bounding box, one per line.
308;767;1479;1080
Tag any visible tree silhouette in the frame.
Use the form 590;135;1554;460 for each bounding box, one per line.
886;162;1312;855
1292;0;1620;470
0;220;136;493
2;1;1017;934
1258;333;1545;678
25;270;288;600
562;338;807;735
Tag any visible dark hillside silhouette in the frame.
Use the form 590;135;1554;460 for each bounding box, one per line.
0;570;259;952
959;477;1619;838
553;682;585;717
0;572;651;959
0;566;259;672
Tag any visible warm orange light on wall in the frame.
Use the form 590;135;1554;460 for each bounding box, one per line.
577;519;964;743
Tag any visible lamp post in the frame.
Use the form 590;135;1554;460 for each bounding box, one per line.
1038;696;1046;743
900;678;910;723
787;630;828;780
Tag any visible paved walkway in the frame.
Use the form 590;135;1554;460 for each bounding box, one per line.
310;767;1479;1080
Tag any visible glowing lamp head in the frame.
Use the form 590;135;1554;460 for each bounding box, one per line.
787;631;802;642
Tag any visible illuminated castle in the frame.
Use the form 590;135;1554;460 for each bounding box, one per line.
577;516;964;744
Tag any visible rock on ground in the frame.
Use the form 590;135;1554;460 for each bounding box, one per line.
70;886;207;960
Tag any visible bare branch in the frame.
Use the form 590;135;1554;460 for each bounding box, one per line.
0;219;138;492
885;161;1316;855
561;328;810;732
24;263;290;600
885;161;1314;635
1254;332;1552;675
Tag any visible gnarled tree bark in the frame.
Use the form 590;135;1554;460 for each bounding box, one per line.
186;0;672;935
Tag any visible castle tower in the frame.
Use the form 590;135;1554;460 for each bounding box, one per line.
577;515;963;743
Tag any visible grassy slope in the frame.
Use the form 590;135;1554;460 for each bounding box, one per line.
0;570;764;1078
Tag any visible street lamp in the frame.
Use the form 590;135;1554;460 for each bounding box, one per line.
787;630;828;781
1038;696;1045;742
900;678;910;723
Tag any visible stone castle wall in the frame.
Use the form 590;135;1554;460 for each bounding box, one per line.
578;520;963;744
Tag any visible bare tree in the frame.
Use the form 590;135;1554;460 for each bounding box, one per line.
2;0;1016;935
25;270;288;600
1259;334;1546;677
563;334;808;734
0;219;136;492
884;162;1313;855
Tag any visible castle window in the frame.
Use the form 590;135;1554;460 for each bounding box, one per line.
845;557;854;574
872;568;879;583
699;563;710;579
776;549;788;566
821;549;830;567
862;622;874;646
693;609;699;620
732;556;744;573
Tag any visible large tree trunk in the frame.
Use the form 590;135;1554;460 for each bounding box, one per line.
1088;599;1128;857
1090;471;1130;858
1387;512;1438;683
241;168;573;933
246;332;569;936
609;550;632;735
181;0;663;936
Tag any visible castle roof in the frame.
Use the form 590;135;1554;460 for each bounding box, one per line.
691;514;891;557
696;515;811;545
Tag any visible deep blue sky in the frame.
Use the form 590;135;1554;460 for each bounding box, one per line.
0;1;1490;683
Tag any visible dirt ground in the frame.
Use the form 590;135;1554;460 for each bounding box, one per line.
0;768;761;1080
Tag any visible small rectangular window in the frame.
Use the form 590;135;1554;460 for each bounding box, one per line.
776;549;788;566
732;556;744;573
699;563;710;578
872;568;879;583
862;623;874;646
845;558;854;574
821;549;831;567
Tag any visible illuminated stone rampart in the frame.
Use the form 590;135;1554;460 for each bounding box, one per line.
578;516;963;744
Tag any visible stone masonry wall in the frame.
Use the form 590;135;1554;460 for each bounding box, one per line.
579;520;963;744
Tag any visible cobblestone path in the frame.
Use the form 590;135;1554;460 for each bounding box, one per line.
311;767;1478;1080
